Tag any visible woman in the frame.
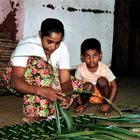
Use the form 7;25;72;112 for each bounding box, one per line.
3;18;77;121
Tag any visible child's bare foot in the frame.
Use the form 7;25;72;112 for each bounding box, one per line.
99;103;112;114
75;105;84;113
75;103;88;113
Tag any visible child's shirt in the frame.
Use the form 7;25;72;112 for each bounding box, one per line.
75;62;116;85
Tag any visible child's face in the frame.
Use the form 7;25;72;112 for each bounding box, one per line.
82;49;102;68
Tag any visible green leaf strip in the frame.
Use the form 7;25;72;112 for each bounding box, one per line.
57;102;74;132
83;125;140;138
54;101;61;135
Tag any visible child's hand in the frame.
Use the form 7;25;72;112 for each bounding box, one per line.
61;97;73;109
99;103;112;114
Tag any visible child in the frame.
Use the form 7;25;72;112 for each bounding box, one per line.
75;38;117;114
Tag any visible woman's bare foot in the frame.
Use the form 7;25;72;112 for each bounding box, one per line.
22;116;44;122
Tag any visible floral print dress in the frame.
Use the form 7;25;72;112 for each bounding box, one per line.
2;57;80;118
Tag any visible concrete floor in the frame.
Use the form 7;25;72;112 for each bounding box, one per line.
0;74;140;127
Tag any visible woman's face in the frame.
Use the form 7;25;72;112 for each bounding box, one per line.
40;32;62;55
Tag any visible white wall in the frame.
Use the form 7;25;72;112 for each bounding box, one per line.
0;0;23;40
23;0;115;68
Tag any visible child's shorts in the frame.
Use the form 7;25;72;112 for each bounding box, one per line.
89;86;104;104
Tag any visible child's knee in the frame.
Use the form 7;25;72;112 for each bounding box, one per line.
83;82;94;92
96;77;110;98
96;77;109;88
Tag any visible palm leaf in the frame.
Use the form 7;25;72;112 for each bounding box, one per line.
82;124;140;138
94;114;140;123
91;113;140;120
51;131;101;139
90;130;126;140
51;130;124;140
107;113;140;119
70;136;96;140
85;114;140;128
54;101;61;135
57;102;74;132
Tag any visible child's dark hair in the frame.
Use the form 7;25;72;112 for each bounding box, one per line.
41;18;64;38
81;38;101;55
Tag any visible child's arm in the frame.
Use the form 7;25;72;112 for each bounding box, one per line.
100;79;117;113
108;79;118;102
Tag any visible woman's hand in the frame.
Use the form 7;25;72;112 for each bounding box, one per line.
37;87;65;102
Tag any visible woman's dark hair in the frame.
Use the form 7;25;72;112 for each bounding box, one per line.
81;38;101;55
40;18;64;38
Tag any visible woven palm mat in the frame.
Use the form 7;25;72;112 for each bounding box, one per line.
0;105;140;139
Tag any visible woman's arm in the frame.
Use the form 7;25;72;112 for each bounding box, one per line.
59;69;73;93
11;66;65;102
